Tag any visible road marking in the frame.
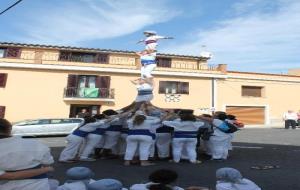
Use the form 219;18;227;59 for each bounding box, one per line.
233;146;264;149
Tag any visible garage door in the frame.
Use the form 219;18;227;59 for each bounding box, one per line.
226;106;265;125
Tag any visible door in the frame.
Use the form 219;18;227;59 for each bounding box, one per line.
226;106;265;125
69;105;100;118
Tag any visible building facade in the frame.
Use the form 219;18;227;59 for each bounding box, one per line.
1;42;300;127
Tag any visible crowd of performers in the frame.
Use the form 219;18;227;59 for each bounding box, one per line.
58;102;243;166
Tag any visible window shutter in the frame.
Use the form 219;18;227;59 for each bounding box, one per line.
96;76;111;88
0;106;5;119
157;58;172;68
6;48;21;58
178;82;189;94
0;73;8;88
242;86;262;97
159;81;167;94
67;75;78;88
95;53;108;64
59;51;71;61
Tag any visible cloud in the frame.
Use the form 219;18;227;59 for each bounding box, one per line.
161;0;300;73
16;0;180;45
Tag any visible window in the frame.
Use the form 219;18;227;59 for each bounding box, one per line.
0;73;7;88
0;106;5;119
157;57;172;68
0;49;5;58
59;51;108;64
242;86;264;97
159;81;189;94
0;47;21;58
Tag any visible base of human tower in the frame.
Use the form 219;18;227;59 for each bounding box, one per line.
119;101;194;116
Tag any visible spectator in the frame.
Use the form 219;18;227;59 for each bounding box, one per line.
57;167;95;190
77;108;90;118
0;118;55;190
283;110;297;129
216;167;261;190
130;169;184;190
88;179;127;190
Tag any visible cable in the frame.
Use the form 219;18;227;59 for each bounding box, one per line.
0;0;23;16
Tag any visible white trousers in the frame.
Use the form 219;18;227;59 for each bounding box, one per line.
208;135;231;159
124;135;153;161
0;179;51;190
59;134;84;161
156;133;171;158
172;138;197;163
80;134;103;159
103;131;121;150
141;64;157;78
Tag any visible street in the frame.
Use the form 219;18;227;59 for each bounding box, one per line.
36;128;300;190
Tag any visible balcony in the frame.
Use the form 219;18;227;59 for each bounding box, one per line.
63;87;115;103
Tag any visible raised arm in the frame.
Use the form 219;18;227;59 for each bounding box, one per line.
137;39;145;44
0;166;53;180
155;35;174;40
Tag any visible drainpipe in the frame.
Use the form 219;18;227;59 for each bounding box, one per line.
211;78;217;114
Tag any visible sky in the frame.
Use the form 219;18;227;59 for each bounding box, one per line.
0;0;299;73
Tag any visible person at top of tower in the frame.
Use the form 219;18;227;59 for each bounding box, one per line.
137;31;173;53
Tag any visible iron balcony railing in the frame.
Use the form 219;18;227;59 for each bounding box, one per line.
64;87;115;99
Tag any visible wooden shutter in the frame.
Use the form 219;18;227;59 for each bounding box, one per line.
6;48;21;58
159;81;167;94
0;106;5;119
59;51;71;61
96;76;111;98
96;76;111;88
178;82;189;94
67;75;79;88
242;86;262;97
157;58;171;68
0;73;8;88
95;53;108;64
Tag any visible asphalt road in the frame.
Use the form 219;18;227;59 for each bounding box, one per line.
35;128;300;190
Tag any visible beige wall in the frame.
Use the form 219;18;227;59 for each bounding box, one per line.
0;68;70;122
218;78;300;124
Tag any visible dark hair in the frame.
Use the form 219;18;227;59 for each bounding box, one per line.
0;119;12;137
180;113;196;121
93;114;106;120
149;169;178;185
83;116;96;124
214;112;227;121
102;109;118;116
148;184;172;190
202;114;212;118
227;114;236;120
133;115;146;126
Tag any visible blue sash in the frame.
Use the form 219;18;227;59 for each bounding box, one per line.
90;128;105;135
6;165;48;179
121;128;129;134
141;59;156;66
156;126;173;133
72;129;89;137
138;90;153;95
173;131;198;138
128;129;155;139
106;125;122;132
